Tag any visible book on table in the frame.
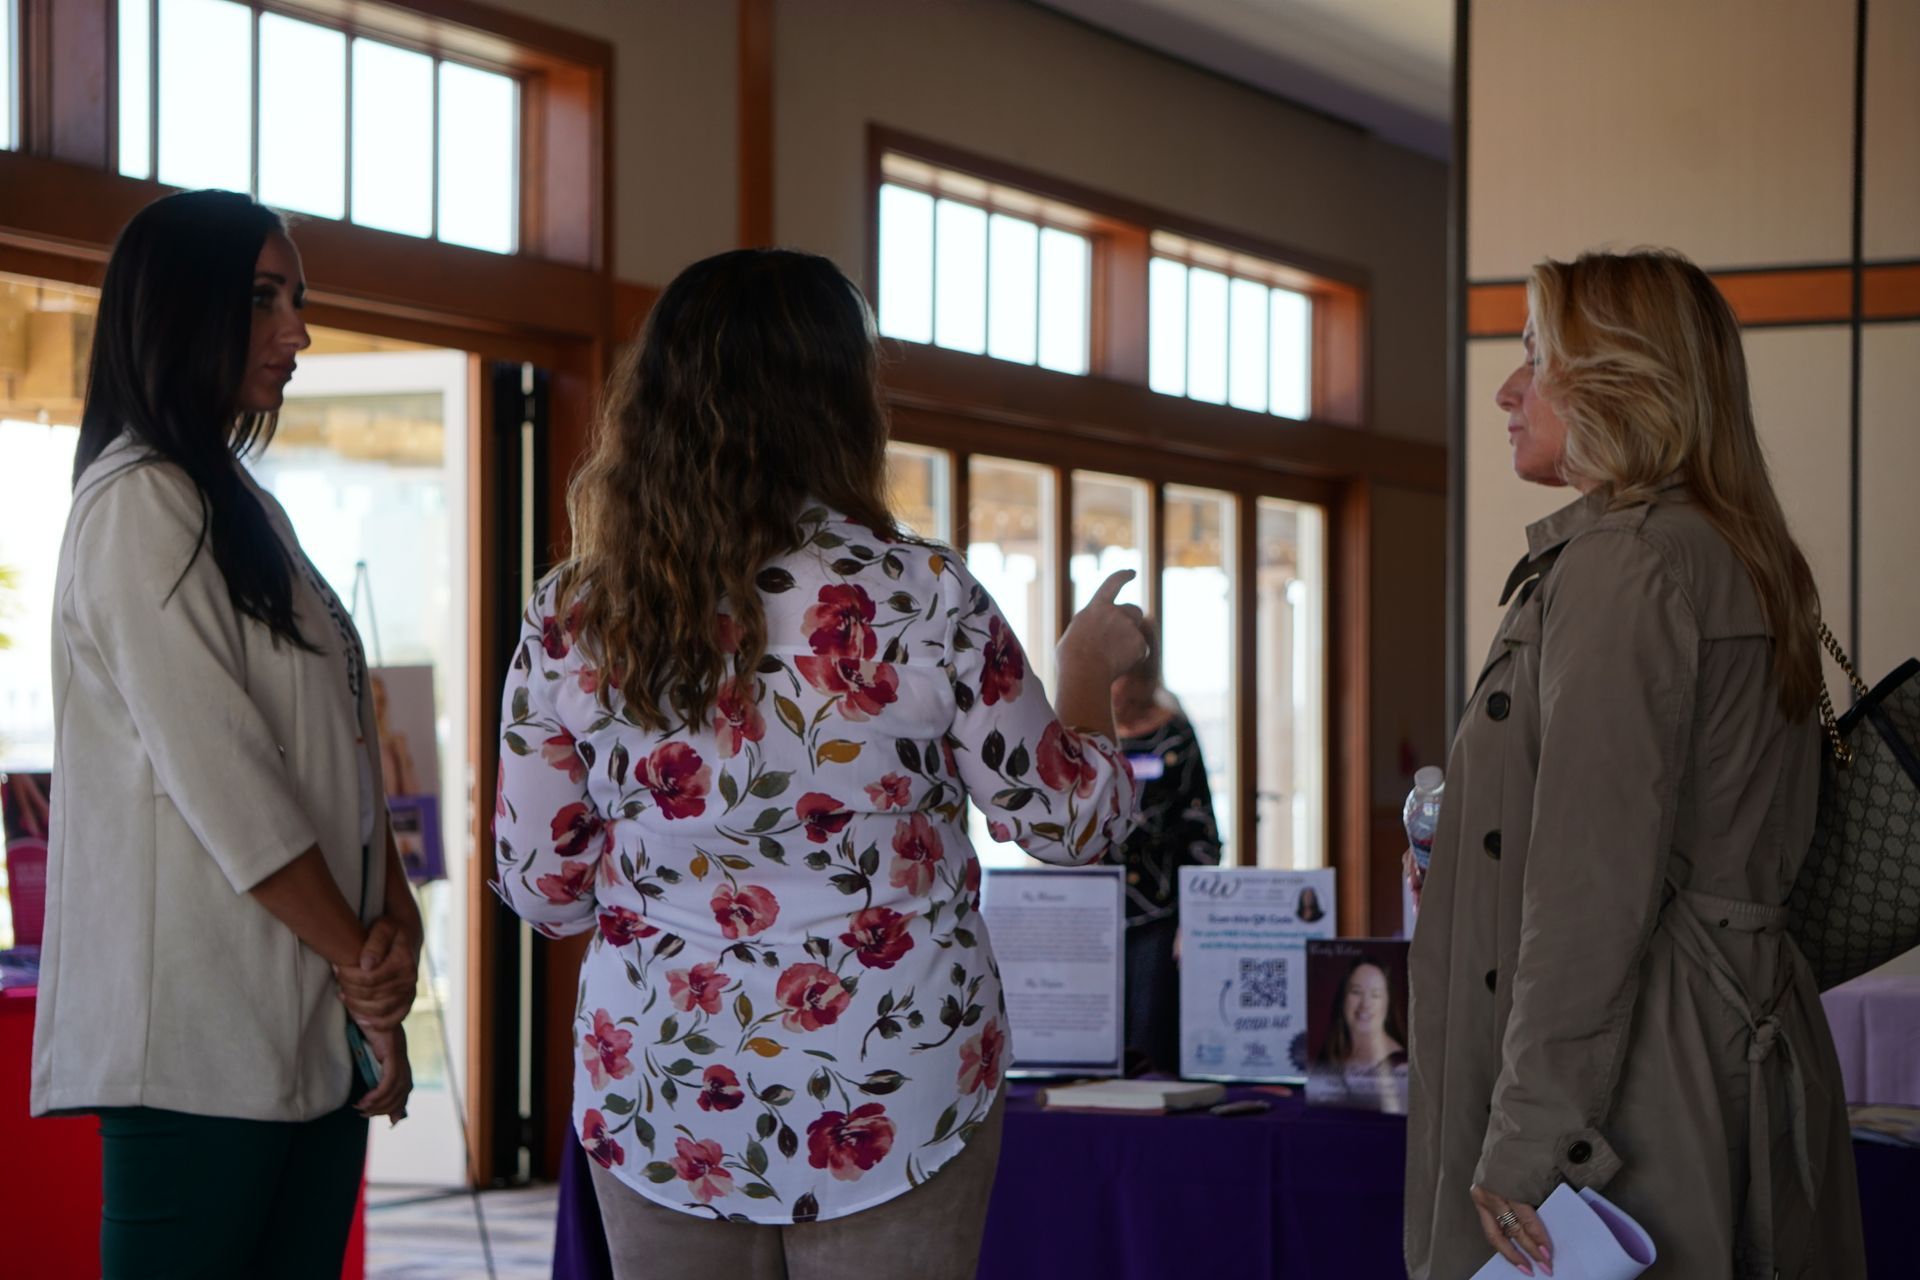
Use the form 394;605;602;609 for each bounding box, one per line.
1036;1079;1227;1114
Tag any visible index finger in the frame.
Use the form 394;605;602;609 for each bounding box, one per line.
1090;570;1136;608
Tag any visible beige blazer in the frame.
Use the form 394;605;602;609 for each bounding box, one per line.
32;435;391;1122
1404;480;1864;1279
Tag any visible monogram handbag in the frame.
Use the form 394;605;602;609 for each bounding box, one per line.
1785;625;1920;991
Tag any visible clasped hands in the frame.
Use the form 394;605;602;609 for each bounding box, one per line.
334;914;420;1122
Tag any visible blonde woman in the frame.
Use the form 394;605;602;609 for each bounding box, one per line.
1404;251;1864;1279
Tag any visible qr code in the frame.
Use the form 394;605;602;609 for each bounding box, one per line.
1239;957;1288;1009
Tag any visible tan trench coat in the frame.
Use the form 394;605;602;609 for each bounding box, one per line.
1405;482;1866;1280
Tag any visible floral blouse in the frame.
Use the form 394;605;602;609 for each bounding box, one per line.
494;506;1139;1223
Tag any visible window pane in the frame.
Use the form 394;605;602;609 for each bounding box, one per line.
1186;267;1229;405
437;62;518;253
258;15;345;218
157;0;252;194
0;418;81;773
1161;486;1235;860
1070;471;1146;613
1148;257;1188;396
1228;279;1270;413
117;0;152;176
986;213;1038;366
966;457;1057;868
886;442;951;542
1036;228;1090;375
0;0;12;150
1254;498;1326;869
351;39;434;238
877;184;934;344
934;199;988;354
1270;289;1313;421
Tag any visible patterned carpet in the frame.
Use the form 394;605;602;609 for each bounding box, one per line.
366;1182;559;1280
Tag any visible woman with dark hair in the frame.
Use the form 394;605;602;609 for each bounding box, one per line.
1294;885;1326;924
1308;956;1408;1114
493;248;1146;1278
32;190;420;1276
1105;631;1220;1075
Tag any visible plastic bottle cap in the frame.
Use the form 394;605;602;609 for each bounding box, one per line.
1413;766;1444;793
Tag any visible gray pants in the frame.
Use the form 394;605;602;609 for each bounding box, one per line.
587;1091;1006;1280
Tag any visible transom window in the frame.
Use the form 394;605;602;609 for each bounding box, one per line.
1149;232;1313;420
117;0;519;254
1;0;16;151
877;154;1092;375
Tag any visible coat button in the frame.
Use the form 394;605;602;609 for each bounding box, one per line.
1483;830;1502;858
1487;692;1512;721
1568;1140;1593;1165
1484;969;1497;992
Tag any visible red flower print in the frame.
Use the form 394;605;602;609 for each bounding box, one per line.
806;1104;896;1182
940;738;959;778
713;685;765;760
597;906;657;948
889;813;943;896
551;803;605;861
841;906;916;970
640;743;711;820
963;855;982;896
581;1008;634;1089
535;859;594;905
540;613;571;660
797;657;900;721
796;792;852;844
957;1018;1006;1095
775;962;852;1033
978;616;1025;706
696;1064;745;1113
805;584;879;660
866;773;912;810
987;820;1012;844
494;768;508;820
581;1108;625;1169
667;961;728;1015
541;730;588;784
1036;722;1097;798
671;1136;734;1203
711;883;780;940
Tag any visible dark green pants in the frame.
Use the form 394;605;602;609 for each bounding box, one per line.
96;1097;367;1279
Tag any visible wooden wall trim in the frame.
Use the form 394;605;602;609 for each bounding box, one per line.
737;0;774;248
1468;263;1920;337
883;343;1446;494
1333;482;1373;938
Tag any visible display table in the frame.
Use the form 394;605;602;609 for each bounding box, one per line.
1822;974;1920;1106
553;1079;1920;1279
1;987;366;1279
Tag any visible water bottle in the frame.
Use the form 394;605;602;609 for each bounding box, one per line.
1404;767;1445;874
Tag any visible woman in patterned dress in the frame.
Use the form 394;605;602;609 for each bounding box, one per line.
492;249;1148;1279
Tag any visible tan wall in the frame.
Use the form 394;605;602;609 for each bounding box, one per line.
1461;0;1919;725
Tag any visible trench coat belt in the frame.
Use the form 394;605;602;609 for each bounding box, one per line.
1660;883;1815;1277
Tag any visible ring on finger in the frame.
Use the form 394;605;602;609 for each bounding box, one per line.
1494;1209;1522;1237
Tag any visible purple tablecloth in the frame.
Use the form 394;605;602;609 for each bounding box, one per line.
554;1082;1920;1279
1822;974;1920;1106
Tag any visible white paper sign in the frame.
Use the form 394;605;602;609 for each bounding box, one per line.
981;867;1125;1076
1470;1184;1656;1280
1179;866;1336;1082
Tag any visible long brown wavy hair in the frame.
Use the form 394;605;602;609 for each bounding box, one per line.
1528;250;1823;718
554;249;902;731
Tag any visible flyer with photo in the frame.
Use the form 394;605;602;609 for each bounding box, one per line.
1178;866;1336;1082
1304;938;1411;1114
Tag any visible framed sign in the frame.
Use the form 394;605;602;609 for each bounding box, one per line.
981;866;1125;1077
1178;866;1336;1082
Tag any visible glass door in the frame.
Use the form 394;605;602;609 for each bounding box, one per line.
262;347;474;1188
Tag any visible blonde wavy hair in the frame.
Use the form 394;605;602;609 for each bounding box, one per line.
1527;249;1822;716
554;249;901;732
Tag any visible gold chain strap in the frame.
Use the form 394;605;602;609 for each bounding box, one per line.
1817;621;1868;768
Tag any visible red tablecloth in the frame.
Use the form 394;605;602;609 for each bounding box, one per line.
0;988;366;1279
